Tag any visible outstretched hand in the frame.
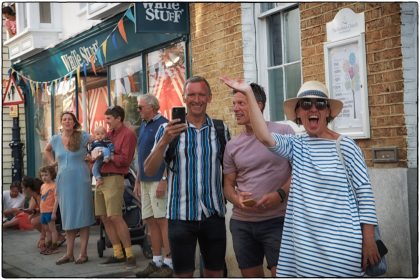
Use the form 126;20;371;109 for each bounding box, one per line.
220;76;253;95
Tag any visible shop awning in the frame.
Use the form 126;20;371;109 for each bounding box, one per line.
12;7;184;82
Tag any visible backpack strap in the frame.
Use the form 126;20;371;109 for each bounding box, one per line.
212;119;227;165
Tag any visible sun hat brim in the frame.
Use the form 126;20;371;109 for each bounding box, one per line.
283;81;343;123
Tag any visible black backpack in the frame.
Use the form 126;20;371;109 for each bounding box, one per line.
164;119;227;172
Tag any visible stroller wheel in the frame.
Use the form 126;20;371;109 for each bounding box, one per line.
97;239;105;258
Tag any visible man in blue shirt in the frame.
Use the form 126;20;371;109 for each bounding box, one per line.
133;94;172;278
145;76;230;277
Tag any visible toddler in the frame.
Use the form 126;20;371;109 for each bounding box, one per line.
39;165;60;255
88;126;114;183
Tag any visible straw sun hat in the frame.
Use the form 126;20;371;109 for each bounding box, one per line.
283;81;343;123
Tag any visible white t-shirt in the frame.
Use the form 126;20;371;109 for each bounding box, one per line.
2;190;25;210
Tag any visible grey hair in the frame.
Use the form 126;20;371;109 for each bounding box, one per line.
139;94;160;111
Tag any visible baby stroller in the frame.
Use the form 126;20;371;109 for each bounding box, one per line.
96;167;153;259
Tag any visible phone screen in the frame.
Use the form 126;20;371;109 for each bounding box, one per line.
172;106;186;124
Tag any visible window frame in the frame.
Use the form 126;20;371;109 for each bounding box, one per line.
256;3;302;122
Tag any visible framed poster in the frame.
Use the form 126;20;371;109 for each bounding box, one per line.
324;34;370;139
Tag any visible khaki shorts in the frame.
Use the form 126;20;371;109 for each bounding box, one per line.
95;175;124;217
141;181;167;220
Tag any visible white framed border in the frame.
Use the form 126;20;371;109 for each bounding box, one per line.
324;33;370;139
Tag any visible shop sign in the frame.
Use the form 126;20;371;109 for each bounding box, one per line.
135;3;189;34
60;40;100;73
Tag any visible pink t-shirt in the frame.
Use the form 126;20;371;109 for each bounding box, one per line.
5;19;16;35
223;122;294;222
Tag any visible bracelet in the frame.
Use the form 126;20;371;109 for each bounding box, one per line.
276;188;286;203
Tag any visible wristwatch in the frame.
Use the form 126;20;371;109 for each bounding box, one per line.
276;188;286;203
161;176;167;181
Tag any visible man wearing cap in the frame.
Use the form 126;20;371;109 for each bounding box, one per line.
220;77;380;277
223;82;293;277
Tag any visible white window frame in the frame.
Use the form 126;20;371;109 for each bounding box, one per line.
256;3;302;122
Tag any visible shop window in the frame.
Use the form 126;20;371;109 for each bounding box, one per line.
53;78;77;134
257;4;301;121
146;41;186;119
33;83;53;173
109;55;143;128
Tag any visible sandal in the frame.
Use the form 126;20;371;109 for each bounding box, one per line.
43;246;60;255
75;256;89;264
56;255;74;265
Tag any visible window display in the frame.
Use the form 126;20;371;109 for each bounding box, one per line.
110;55;143;128
147;41;186;119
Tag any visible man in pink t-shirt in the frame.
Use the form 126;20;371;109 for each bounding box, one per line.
223;83;293;277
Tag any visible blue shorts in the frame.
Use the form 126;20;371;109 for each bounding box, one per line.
40;212;53;225
168;215;226;274
230;217;284;269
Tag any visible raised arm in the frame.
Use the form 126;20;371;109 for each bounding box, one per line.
220;77;275;147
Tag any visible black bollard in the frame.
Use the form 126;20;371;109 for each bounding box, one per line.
9;111;24;182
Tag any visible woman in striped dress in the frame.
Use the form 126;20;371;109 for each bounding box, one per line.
221;78;381;277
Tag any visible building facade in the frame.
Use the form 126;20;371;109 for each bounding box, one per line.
2;2;418;277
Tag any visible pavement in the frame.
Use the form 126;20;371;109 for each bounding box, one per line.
2;224;154;278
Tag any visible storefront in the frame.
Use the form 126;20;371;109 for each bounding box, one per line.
12;5;190;176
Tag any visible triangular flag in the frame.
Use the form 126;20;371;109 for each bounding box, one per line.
112;33;118;49
96;49;104;67
69;70;73;81
102;41;107;61
77;66;81;87
83;63;87;77
30;81;35;96
90;56;97;75
125;8;135;24
118;20;128;44
64;75;67;82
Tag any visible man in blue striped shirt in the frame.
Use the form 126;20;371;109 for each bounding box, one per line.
145;76;230;277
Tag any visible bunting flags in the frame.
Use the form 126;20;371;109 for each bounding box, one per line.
7;4;136;95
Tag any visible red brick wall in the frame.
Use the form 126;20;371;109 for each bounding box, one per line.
300;3;405;167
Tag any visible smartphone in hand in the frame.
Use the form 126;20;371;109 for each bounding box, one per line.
172;106;186;124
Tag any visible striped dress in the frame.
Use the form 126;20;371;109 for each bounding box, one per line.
270;133;378;277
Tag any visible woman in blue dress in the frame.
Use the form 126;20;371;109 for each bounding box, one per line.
221;77;381;277
45;111;95;265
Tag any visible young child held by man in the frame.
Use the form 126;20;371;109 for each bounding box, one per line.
39;165;60;255
88;126;114;184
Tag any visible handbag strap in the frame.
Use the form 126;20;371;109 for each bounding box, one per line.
336;135;358;207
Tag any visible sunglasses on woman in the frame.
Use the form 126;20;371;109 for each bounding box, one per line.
298;98;328;111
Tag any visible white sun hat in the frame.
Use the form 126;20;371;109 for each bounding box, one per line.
283;81;343;123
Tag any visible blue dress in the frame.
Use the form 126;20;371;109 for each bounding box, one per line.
270;134;378;277
50;131;95;230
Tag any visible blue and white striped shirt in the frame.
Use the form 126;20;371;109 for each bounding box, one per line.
270;133;378;277
154;116;230;221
